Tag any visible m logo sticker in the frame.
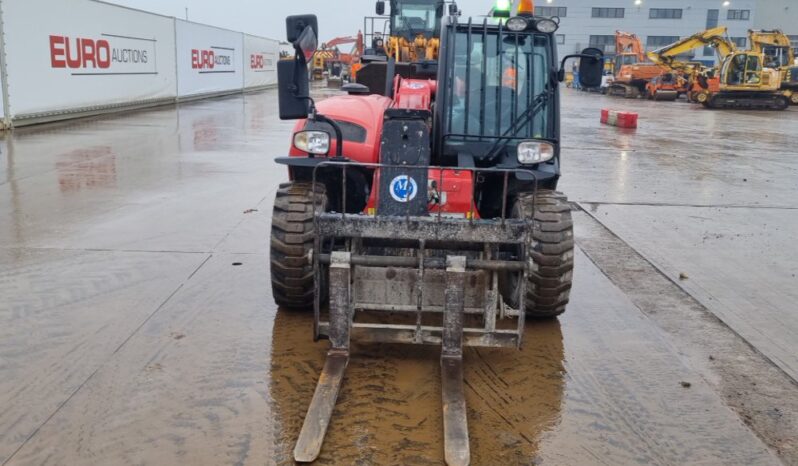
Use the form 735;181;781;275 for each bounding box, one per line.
389;175;418;202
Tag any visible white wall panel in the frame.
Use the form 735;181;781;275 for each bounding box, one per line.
0;74;5;120
243;34;279;89
2;0;177;119
175;20;244;98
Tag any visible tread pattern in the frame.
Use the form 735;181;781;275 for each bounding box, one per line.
270;182;327;309
516;190;574;317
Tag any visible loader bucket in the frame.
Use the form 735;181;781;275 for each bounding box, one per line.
293;161;535;465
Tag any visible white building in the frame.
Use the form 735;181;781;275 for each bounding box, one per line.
528;0;796;65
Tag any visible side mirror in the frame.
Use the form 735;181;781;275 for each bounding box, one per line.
558;48;604;88
578;47;604;88
279;14;318;120
448;2;459;16
277;59;310;120
286;15;319;63
376;0;385;15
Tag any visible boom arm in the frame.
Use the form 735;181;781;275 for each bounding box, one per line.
647;27;736;69
616;30;646;61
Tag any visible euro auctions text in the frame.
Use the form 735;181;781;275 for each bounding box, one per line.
49;34;158;74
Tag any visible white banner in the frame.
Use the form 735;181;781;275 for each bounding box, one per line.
2;0;177;118
175;20;244;98
243;34;278;89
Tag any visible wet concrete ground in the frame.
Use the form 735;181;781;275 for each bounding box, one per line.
1;88;797;465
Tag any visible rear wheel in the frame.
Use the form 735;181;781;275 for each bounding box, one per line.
270;182;327;309
501;190;574;318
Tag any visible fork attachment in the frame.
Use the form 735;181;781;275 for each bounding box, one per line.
293;252;352;462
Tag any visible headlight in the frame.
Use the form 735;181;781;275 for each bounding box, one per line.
534;18;558;33
517;141;555;164
506;17;528;32
293;130;330;155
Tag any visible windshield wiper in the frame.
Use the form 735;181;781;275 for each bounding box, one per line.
485;85;553;160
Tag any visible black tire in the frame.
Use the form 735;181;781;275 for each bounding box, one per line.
270;182;327;309
774;96;790;111
501;190;574;318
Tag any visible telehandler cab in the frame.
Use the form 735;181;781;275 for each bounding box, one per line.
271;3;603;464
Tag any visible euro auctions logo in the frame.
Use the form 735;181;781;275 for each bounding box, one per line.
250;53;274;72
191;47;235;73
49;34;158;75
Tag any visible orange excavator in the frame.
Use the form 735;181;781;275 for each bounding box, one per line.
315;33;365;80
608;31;668;99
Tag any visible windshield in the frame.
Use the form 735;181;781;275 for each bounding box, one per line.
392;1;438;35
446;31;551;141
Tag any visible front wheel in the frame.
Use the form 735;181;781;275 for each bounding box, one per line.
500;191;574;318
270;182;328;309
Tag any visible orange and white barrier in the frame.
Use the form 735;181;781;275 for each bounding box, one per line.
600;109;638;129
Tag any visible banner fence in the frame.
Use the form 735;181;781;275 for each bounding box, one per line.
0;0;281;128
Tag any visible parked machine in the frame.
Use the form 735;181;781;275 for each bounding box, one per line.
644;72;686;101
647;27;734;104
609;30;666;98
648;27;790;110
272;1;604;463
748;29;798;105
355;0;448;94
321;34;365;84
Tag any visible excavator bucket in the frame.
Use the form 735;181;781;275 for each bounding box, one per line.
292;161;533;465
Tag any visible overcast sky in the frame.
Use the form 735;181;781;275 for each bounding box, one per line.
106;0;498;43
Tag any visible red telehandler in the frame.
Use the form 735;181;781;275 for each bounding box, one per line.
271;2;604;463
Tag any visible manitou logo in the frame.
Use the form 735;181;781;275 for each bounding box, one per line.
49;34;157;75
192;48;233;72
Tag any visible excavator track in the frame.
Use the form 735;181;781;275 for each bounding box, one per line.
704;92;790;110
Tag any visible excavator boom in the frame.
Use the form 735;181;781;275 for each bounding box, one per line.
647;27;736;68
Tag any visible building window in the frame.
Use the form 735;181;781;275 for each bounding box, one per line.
727;9;750;20
731;37;747;48
706;9;719;28
646;36;679;50
556;34;565;45
790;35;798;55
703;46;715;57
592;7;624;18
650;8;682;19
589;34;616;54
536;6;566;17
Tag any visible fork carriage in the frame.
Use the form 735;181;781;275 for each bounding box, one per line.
292;162;534;465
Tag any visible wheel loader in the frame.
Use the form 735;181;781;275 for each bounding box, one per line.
355;0;450;94
271;2;604;464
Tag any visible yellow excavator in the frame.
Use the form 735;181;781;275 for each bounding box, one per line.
748;29;798;105
648;27;790;110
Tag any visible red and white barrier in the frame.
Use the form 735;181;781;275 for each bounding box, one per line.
601;109;638;129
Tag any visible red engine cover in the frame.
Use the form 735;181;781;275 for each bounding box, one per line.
288;94;392;164
392;77;437;110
